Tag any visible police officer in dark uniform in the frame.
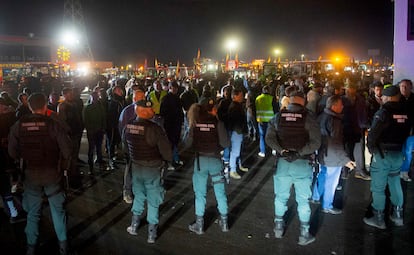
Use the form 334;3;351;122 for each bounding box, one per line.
123;99;172;244
364;85;411;229
265;91;321;245
8;93;72;255
185;97;230;235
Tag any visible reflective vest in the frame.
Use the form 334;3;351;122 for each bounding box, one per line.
19;114;59;168
193;115;220;154
125;120;162;161
277;109;309;151
149;90;167;114
255;93;274;123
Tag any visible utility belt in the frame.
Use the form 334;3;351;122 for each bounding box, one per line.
197;151;220;157
131;159;163;169
376;143;403;159
278;152;313;161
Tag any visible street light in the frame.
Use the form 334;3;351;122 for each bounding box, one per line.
60;29;80;48
226;38;239;60
274;48;281;63
301;54;305;61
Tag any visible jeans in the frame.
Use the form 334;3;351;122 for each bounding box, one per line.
246;110;257;138
401;136;414;173
106;128;120;160
182;112;190;142
70;133;82;177
192;155;228;216
222;130;232;163
370;151;404;211
229;131;244;173
258;122;268;154
312;165;342;209
274;158;313;222
172;145;180;163
87;130;104;166
344;140;364;172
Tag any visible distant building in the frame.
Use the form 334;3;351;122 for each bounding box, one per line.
393;0;414;83
0;34;57;82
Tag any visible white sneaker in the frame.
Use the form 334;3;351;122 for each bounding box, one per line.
167;164;175;171
258;152;265;158
230;171;241;179
175;160;184;166
400;172;412;182
239;165;249;172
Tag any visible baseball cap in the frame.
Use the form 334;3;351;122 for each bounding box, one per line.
135;100;153;108
382;85;400;97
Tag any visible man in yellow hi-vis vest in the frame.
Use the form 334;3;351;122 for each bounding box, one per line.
255;85;278;158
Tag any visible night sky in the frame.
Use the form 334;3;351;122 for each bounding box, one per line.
1;0;394;66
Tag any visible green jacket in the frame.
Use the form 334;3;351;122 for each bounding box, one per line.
83;102;107;133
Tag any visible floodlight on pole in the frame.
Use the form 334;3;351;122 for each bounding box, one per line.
226;38;239;60
60;29;80;48
274;48;281;63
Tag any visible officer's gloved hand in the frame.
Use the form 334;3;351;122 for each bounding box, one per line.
281;150;299;162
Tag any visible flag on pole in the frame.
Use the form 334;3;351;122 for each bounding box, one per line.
226;53;229;62
197;48;201;60
144;58;148;70
267;56;271;63
155;58;158;68
176;59;180;77
235;53;238;62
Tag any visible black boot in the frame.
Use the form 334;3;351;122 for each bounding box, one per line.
126;215;140;235
219;215;229;232
26;244;36;255
59;240;68;255
390;205;403;226
147;224;158;243
363;209;386;229
298;222;315;246
189;215;204;235
274;216;285;238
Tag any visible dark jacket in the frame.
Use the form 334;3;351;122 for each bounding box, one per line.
227;101;248;134
266;103;321;157
217;97;232;130
342;94;368;143
367;101;411;154
180;89;198;112
122;118;172;167
318;108;350;166
8;113;71;185
160;92;184;145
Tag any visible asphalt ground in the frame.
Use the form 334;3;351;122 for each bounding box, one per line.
1;133;413;255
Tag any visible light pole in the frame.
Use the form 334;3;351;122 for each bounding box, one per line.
226;38;239;60
274;49;281;63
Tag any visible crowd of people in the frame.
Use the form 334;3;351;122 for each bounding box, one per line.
0;73;413;254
